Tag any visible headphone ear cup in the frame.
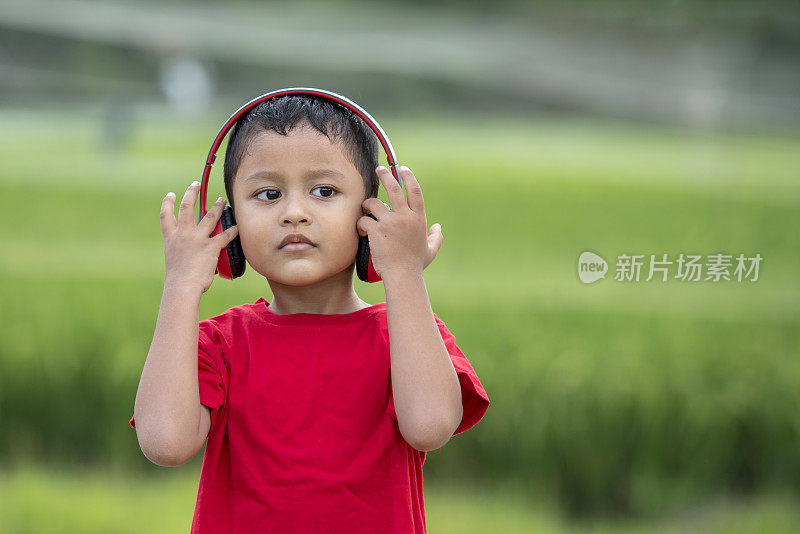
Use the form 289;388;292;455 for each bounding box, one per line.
356;213;382;283
218;206;246;279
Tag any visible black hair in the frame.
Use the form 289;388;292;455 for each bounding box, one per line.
222;95;380;210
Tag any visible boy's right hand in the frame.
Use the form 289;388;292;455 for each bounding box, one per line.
160;181;240;295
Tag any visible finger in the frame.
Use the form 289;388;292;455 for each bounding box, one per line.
376;166;407;212
357;214;378;237
198;196;227;235
214;223;239;247
160;192;177;239
427;224;443;262
361;197;391;220
398;166;425;214
178;181;201;227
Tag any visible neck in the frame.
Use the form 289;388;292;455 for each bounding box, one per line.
265;263;371;315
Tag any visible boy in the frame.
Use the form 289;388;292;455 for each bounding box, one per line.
129;95;490;533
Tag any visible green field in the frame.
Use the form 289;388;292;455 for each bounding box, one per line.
2;463;800;533
1;106;799;530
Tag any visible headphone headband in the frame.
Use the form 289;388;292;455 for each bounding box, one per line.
198;87;400;223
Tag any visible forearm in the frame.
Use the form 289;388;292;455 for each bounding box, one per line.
384;270;462;450
133;282;202;462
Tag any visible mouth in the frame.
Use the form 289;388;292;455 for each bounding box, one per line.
279;242;316;252
279;233;315;249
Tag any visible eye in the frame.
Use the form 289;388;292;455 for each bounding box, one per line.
255;189;280;201
312;186;337;198
254;186;338;201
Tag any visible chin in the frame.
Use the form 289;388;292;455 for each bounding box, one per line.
253;254;357;286
264;270;322;287
282;274;326;287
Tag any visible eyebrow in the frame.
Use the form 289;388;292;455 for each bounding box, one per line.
243;168;346;184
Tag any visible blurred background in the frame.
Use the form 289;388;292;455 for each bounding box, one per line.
1;0;799;532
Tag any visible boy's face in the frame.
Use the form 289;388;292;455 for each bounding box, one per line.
230;122;368;286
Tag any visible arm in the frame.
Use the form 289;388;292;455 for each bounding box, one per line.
133;283;210;466
357;164;457;452
132;182;238;466
384;270;463;452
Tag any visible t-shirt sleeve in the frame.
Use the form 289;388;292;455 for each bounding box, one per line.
129;320;228;437
387;313;490;437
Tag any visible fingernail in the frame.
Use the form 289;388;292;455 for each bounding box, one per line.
376;166;386;172
217;196;225;203
191;181;200;187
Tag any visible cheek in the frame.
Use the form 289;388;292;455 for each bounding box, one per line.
234;216;272;250
339;215;360;241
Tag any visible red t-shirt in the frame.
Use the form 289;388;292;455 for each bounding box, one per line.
129;297;490;533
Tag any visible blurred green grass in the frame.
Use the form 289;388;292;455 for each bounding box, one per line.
1;106;799;527
2;463;800;533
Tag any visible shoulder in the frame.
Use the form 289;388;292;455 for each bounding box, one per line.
199;299;267;342
429;312;461;347
368;302;390;336
203;298;265;325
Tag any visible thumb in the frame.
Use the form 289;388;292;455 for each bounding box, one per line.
429;223;443;245
357;215;374;237
217;224;239;246
426;224;443;265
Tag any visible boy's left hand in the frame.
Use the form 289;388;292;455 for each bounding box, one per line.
357;165;443;280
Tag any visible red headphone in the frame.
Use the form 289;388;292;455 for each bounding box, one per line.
197;87;402;283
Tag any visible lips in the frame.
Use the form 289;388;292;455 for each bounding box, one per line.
279;233;315;249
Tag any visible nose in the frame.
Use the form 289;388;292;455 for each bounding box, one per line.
280;191;311;226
